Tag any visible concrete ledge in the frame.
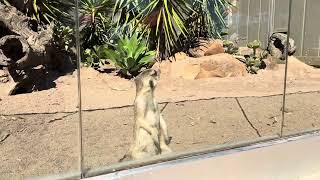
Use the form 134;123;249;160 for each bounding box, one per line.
86;130;320;180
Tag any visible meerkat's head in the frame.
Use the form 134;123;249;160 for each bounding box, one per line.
134;69;161;93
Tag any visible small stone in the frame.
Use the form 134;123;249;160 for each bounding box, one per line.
0;132;10;143
0;70;9;83
209;120;217;124
280;107;290;113
0;70;7;77
190;122;195;126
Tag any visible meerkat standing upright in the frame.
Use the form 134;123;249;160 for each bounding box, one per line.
120;69;172;161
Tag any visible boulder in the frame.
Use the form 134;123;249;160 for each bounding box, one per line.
287;56;314;77
168;52;188;61
204;40;225;56
169;60;200;80
188;39;223;57
268;33;296;60
195;53;247;79
169;53;247;80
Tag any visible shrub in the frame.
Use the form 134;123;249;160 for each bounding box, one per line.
83;45;109;67
53;23;74;51
79;0;116;50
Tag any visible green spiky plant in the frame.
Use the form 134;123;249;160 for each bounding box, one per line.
2;0;74;25
79;0;117;49
103;33;156;78
189;0;233;38
113;0;233;59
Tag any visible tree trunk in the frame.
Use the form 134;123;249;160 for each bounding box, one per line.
0;3;57;95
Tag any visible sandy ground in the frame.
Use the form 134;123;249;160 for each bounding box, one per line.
0;58;320;179
1;60;320;114
1;93;320;179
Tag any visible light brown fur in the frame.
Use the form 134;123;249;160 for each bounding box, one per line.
120;69;172;162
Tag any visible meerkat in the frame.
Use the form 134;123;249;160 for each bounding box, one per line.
120;69;172;162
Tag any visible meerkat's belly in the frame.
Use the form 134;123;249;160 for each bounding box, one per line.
135;129;160;155
145;110;160;127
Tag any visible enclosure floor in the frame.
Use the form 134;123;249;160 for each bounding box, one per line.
1;64;320;115
0;92;320;179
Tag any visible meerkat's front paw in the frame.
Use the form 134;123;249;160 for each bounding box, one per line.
166;136;172;144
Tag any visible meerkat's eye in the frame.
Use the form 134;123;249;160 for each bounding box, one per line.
151;70;158;77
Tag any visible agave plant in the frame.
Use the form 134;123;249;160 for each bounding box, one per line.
104;33;156;77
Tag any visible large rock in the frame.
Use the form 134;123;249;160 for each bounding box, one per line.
268;33;296;60
168;52;188;61
188;39;224;57
169;53;247;80
169;60;200;80
287;56;314;77
204;40;224;56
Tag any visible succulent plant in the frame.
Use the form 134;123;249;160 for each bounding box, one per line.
223;40;239;55
244;40;267;74
247;40;261;56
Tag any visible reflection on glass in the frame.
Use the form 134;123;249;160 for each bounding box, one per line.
78;0;289;176
0;0;79;179
283;0;320;136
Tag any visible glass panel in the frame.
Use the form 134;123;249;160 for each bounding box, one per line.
78;0;287;177
282;0;320;136
0;0;79;179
